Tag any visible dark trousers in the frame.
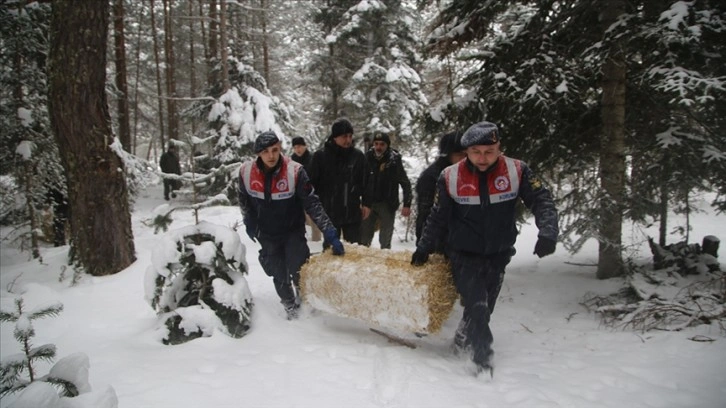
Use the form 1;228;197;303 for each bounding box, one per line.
258;231;310;306
323;222;361;250
360;202;395;249
449;249;513;367
163;179;175;200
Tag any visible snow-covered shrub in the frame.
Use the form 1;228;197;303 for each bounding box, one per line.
144;222;253;345
0;298;118;407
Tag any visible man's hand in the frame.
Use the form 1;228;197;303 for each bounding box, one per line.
534;237;556;258
411;248;429;266
401;207;411;217
361;206;371;220
245;223;257;243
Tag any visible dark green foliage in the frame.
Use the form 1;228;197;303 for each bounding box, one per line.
147;230;253;345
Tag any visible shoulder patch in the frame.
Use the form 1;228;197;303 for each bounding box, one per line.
530;176;543;190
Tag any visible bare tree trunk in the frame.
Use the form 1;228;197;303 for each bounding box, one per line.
219;0;230;92
113;0;131;151
188;0;198;134
658;186;668;246
48;0;136;276
132;2;143;157
150;0;166;152
162;0;179;141
207;0;219;90
597;2;627;279
260;0;270;85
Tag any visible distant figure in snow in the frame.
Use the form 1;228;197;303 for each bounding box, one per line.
160;143;182;200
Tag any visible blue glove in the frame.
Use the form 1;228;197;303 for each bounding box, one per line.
411;248;429;266
324;229;345;256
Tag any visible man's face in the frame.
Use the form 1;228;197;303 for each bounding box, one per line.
466;143;501;171
258;142;282;170
373;140;388;155
333;133;353;148
293;144;307;156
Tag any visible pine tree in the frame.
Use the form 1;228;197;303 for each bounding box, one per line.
421;1;726;276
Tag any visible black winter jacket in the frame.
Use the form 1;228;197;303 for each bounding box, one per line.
365;148;412;211
415;156;451;248
291;150;312;174
308;140;371;226
159;150;181;175
239;156;335;240
418;156;558;257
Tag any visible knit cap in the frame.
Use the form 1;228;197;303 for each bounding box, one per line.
253;131;280;153
460;121;500;147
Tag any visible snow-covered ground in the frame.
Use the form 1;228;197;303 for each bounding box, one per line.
1;183;724;408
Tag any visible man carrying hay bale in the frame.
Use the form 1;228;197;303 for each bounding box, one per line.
239;131;345;320
412;121;559;375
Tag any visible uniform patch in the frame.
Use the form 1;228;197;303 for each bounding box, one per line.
494;176;509;191
276;178;289;192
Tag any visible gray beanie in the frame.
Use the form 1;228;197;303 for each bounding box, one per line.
460;121;500;148
253;131;280;154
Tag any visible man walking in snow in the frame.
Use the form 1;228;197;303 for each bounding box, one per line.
360;132;412;249
291;136;321;242
411;121;559;375
159;143;182;200
415;129;467;253
308;118;372;246
239;131;345;319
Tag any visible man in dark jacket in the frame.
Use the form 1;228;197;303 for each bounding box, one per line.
239;131;344;320
290;136;320;241
159;143;182;200
415;130;467;252
412;121;559;376
308;118;372;245
360;132;412;249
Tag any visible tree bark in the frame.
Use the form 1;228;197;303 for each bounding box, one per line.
150;0;166;152
162;0;179;141
597;2;627;279
112;0;131;151
219;0;230;92
48;0;136;276
207;0;219;90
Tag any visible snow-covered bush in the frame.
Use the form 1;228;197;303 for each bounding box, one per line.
0;298;118;408
144;222;253;345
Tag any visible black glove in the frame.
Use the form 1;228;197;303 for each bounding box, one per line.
534;237;556;258
245;223;257;243
323;229;345;256
411;249;429;266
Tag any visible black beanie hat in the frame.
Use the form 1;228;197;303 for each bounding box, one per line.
330;118;354;139
253;131;280;154
372;132;390;146
438;130;464;156
291;136;306;146
460;121;500;148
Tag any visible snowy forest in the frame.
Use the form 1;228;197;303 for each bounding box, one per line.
1;0;725;406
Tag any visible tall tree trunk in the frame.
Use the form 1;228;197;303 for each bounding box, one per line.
150;0;166;152
162;0;179;141
188;0;198;134
112;0;131;151
260;0;270;85
207;0;219;90
597;3;627;279
219;0;230;92
48;0;136;276
132;2;143;157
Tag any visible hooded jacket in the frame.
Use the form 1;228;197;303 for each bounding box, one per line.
365;147;412;211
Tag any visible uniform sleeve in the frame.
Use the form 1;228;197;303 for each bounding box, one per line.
397;159;413;208
237;165;256;227
416;173;452;253
296;167;335;233
518;163;559;241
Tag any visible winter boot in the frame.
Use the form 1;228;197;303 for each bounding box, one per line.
282;297;301;320
452;319;471;356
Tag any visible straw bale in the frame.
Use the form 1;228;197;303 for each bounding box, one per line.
300;245;458;334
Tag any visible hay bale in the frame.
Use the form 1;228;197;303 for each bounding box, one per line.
300;245;458;334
